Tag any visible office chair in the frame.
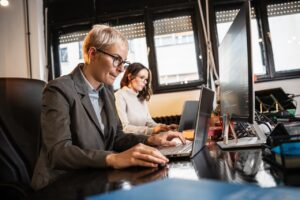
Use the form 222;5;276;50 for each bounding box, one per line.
0;78;46;199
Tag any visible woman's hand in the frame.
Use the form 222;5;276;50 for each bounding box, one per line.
153;123;179;134
146;131;186;147
105;143;168;169
167;124;179;131
153;124;169;134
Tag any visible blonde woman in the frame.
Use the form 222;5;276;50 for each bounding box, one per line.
31;25;185;190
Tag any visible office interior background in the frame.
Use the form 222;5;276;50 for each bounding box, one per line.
0;0;299;118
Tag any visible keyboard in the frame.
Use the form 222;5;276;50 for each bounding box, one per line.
159;141;192;156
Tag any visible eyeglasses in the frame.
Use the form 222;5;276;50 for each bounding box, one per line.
95;48;130;69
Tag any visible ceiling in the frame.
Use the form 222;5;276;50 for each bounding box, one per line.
44;0;248;26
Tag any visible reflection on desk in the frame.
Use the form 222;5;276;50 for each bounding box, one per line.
30;167;168;200
213;146;276;187
30;144;300;200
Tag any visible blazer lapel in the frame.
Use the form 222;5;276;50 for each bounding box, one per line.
101;88;113;133
80;95;103;135
71;64;104;137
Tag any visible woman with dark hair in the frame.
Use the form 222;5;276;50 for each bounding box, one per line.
115;63;178;135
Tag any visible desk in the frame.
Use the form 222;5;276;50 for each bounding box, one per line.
30;143;300;200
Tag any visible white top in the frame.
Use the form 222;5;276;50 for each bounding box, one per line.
115;86;157;135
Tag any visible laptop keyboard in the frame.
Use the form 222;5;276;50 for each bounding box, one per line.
159;141;192;155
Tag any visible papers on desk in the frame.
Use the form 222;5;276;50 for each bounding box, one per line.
86;178;300;200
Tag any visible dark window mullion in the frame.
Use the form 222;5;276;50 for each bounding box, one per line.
252;0;269;78
259;0;276;78
144;8;160;94
208;0;219;83
53;31;61;79
191;8;204;83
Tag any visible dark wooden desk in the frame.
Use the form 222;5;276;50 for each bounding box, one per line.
30;143;300;200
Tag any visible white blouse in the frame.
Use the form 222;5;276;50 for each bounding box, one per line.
115;87;157;135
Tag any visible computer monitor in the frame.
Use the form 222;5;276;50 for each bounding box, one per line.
218;0;254;124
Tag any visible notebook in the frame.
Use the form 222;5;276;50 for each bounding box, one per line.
158;86;215;158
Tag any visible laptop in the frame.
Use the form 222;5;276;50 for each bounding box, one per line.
158;86;215;158
178;101;198;132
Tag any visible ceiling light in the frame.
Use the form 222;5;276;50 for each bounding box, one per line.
0;0;9;7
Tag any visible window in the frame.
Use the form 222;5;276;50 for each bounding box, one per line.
267;1;300;72
153;15;200;86
216;7;267;76
113;22;148;90
60;47;68;63
53;8;204;93
59;32;86;75
79;42;83;60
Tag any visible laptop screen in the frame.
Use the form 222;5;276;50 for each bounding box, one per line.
178;101;198;132
191;86;215;157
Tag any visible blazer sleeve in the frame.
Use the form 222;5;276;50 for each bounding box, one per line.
115;91;155;135
41;84;112;170
112;119;148;152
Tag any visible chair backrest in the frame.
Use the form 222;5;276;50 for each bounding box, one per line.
0;78;45;184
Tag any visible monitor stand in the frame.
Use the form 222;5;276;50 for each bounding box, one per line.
217;114;266;149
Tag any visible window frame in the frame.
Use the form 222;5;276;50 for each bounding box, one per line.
264;0;300;81
146;9;204;94
51;24;93;79
213;0;300;84
50;3;205;94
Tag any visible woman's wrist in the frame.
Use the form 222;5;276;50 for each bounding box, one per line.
146;127;154;135
106;153;116;168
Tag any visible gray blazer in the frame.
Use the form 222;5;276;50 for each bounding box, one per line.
31;64;148;190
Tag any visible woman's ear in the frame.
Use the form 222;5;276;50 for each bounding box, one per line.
128;73;133;81
88;47;97;63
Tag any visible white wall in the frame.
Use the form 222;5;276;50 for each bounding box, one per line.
148;89;201;117
0;0;29;77
148;78;300;117
28;0;47;80
0;0;46;80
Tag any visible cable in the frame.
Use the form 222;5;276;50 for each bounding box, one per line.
255;111;276;126
287;94;300;98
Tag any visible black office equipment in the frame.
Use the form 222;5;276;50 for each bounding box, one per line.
255;88;296;112
263;122;300;170
255;88;297;122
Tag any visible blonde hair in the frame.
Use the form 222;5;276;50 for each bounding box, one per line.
83;24;128;64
